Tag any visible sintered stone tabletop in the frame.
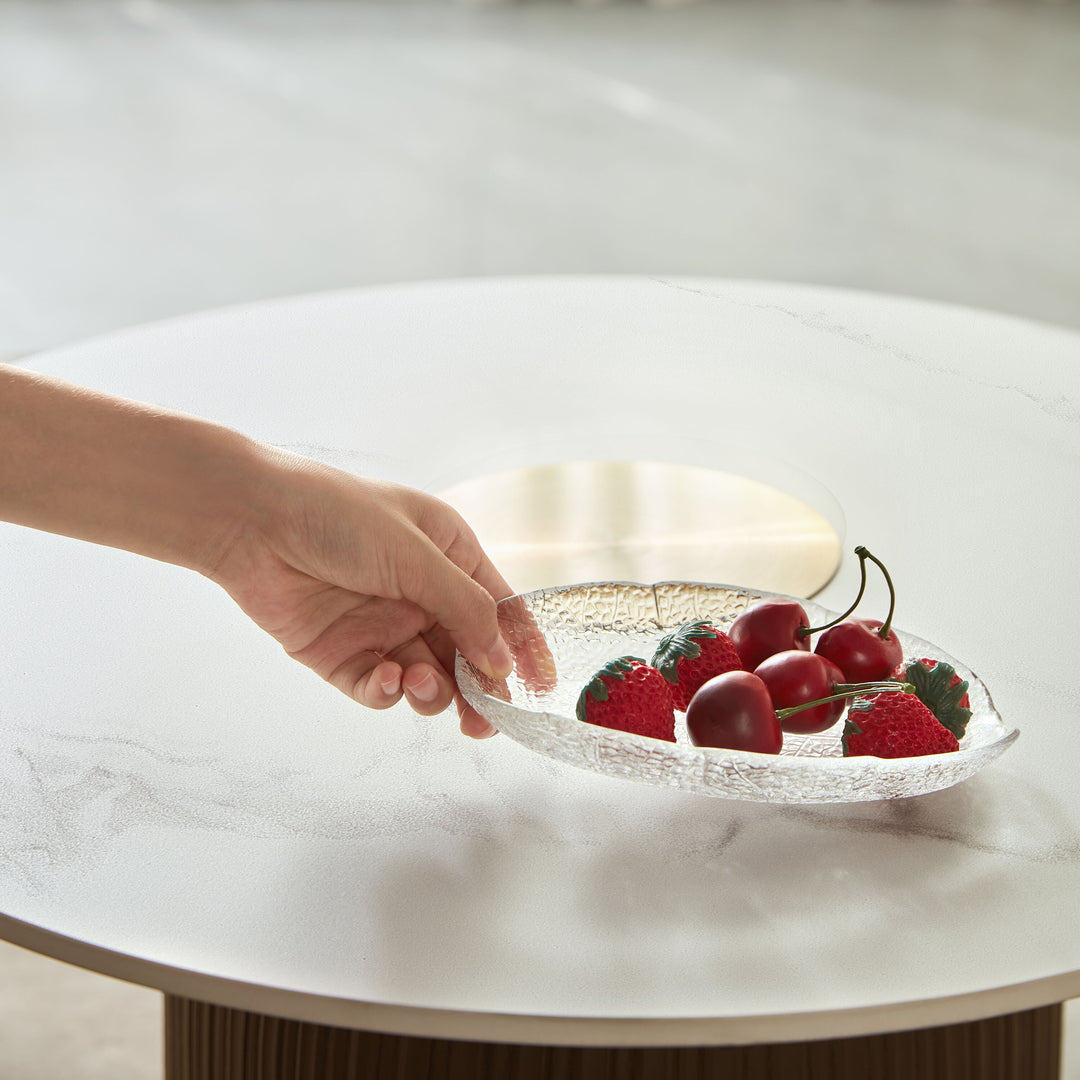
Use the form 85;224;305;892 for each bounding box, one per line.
2;277;1079;1045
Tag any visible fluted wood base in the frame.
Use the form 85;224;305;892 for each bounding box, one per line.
164;996;1062;1080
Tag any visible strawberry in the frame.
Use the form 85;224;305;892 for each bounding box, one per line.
842;691;960;758
576;657;676;742
650;621;743;711
891;657;972;739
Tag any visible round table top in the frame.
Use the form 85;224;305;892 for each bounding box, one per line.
3;276;1080;1047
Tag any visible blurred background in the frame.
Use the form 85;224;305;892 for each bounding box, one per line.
2;0;1080;365
1;0;1078;1076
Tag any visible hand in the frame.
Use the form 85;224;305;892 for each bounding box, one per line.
209;451;514;737
0;365;512;734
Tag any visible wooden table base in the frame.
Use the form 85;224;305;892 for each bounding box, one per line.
163;996;1062;1080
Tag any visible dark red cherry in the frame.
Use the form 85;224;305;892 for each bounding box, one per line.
686;671;783;754
728;599;811;673
814;618;902;683
754;650;847;734
807;546;902;682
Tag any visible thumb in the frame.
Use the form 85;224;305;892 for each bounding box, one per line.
396;528;513;681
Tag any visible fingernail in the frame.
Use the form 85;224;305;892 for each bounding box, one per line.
380;670;401;696
410;670;439;703
485;636;513;680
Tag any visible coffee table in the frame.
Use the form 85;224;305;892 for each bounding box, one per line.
2;277;1078;1079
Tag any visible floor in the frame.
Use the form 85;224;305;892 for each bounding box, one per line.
2;0;1079;1076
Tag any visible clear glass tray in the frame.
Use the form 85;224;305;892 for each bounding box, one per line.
457;581;1019;804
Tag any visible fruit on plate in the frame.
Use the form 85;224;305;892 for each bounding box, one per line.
650;620;743;712
842;691;960;758
753;649;848;735
728;598;813;671
814;547;902;681
685;671;784;754
576;657;676;743
727;545;882;672
815;618;902;683
891;657;972;738
687;669;915;755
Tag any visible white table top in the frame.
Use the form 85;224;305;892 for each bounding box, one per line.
2;276;1080;1046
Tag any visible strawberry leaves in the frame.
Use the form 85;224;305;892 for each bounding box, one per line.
897;659;972;739
651;621;717;685
840;713;863;757
575;656;646;723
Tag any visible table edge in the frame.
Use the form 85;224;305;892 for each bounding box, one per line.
3;912;1077;1048
18;274;1080;371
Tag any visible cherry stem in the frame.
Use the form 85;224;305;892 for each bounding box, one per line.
858;546;897;639
798;547;870;638
774;681;914;721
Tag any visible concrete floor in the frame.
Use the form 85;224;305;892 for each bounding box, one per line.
2;0;1080;1077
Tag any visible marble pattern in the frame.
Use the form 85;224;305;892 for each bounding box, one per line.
2;0;1080;1072
1;278;1079;1046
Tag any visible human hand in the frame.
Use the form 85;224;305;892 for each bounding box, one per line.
209;451;514;737
0;366;512;734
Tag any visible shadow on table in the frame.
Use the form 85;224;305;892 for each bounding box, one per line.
353;767;1080;1021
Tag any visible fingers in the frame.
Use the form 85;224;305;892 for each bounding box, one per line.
351;658;456;717
353;658;499;737
356;659;402;708
296;599;496;725
401;663;452;715
494;595;557;695
459;704;498;739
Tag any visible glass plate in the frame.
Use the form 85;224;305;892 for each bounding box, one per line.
456;581;1019;804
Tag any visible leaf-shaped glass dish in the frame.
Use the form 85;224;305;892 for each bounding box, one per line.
456;581;1019;804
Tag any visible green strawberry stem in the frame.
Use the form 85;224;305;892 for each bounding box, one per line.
798;547;870;638
774;681;915;722
857;546;897;639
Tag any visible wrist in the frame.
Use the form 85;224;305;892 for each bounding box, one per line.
159;419;278;578
198;438;328;588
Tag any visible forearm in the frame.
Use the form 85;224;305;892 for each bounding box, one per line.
0;363;269;576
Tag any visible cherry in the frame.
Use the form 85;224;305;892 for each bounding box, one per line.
814;547;901;682
814;618;902;682
727;544;882;672
728;599;811;673
754;650;847;735
686;671;783;754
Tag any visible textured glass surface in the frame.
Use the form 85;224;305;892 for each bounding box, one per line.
457;582;1019;804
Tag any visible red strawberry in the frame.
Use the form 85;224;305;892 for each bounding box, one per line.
842;691;960;758
650;621;743;711
576;657;676;742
